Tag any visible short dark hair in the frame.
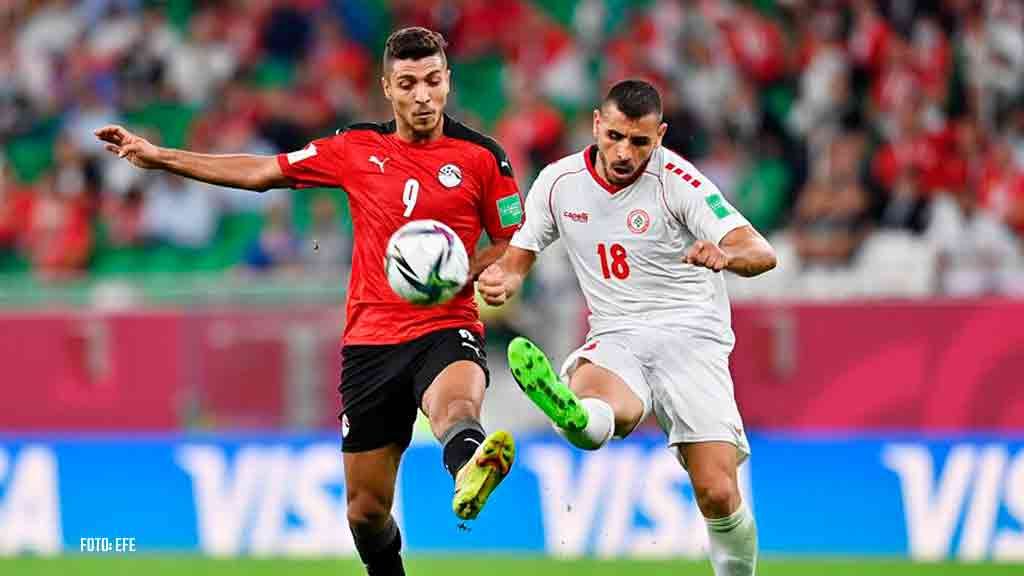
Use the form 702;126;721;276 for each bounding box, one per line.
383;27;448;71
602;80;662;120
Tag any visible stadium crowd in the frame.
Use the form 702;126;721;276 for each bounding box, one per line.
0;0;1022;298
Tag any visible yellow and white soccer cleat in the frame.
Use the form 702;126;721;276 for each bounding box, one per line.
452;429;515;520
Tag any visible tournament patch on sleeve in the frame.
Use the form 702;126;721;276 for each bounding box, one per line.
497;194;523;227
705;193;733;219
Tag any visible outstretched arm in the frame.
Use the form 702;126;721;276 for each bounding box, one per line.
95;125;289;192
476;245;537;306
684;225;777;277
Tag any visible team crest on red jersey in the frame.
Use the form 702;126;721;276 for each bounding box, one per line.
627;209;651;234
438;164;463;188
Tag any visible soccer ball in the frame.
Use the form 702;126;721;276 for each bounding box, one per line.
384;219;469;305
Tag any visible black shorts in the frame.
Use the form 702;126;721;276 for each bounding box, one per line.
339;327;489;453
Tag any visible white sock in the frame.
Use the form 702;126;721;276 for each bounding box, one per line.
705;502;758;576
555;397;614;450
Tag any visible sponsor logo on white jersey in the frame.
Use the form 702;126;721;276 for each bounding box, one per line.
563;211;589;223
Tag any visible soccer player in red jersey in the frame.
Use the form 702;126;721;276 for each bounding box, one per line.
97;27;519;576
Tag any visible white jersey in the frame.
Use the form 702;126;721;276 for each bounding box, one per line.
511;145;750;347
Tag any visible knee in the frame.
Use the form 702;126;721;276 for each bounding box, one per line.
692;475;741;519
610;399;644;436
578;393;641;437
346;490;392;532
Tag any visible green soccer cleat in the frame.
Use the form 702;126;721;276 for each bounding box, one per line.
507;337;588;431
452;429;515;520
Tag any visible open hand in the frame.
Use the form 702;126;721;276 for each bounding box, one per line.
94;125;162;169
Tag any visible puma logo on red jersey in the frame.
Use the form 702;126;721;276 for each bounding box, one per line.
369;155;389;173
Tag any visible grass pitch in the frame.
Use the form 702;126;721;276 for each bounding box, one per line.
1;556;1021;575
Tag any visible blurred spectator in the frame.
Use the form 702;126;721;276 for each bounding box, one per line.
1011;106;1024;167
849;0;891;75
261;2;315;63
184;81;274;216
0;162;33;252
697;133;741;203
496;77;565;180
791;133;871;267
871;34;918;121
978;137;1024;238
872;99;949;232
602;9;663;88
140;173;219;249
114;6;177;110
65;81;120;156
789;4;851;137
927;185;1021;297
675;30;739;140
0;23;25;139
24;173;93;280
84;2;142;60
449;0;528;61
962;0;1024;125
15;0;84;110
301;193;350;279
721;2;787;86
304;17;372;111
910;16;952;106
660;89;707;160
101;182;145;248
244;197;298;273
167;6;239;105
259;86;313;154
732;132;792;235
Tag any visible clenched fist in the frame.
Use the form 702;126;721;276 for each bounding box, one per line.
684;240;730;272
477;263;510;306
94;125;162;169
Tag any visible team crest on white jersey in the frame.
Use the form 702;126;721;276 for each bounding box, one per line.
438;164;462;188
627;209;651;234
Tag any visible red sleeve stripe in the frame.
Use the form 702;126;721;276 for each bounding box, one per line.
664;162;703;188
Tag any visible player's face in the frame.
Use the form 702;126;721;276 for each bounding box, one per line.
383;55;450;141
593;104;667;185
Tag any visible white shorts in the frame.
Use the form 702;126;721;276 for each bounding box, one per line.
560;326;750;465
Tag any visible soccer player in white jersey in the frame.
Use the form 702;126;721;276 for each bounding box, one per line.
478;80;776;576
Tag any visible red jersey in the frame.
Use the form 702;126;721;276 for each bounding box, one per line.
276;115;522;345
